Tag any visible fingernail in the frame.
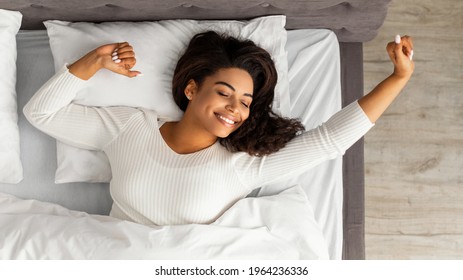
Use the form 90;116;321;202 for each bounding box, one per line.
136;73;144;77
114;48;118;51
112;52;117;56
410;50;414;61
112;55;118;60
114;59;121;63
395;34;401;44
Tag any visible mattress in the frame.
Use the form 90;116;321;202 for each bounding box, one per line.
0;28;342;259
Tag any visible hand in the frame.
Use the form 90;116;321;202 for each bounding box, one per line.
386;35;414;79
95;42;142;78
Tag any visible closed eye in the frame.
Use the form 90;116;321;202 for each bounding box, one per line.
217;91;250;108
217;91;229;97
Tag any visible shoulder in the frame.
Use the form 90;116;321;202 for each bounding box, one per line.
127;107;158;128
135;108;184;129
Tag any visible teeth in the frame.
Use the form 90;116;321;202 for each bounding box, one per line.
218;114;235;125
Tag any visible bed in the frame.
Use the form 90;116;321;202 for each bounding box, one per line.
0;0;391;260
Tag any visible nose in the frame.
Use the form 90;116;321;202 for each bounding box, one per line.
225;99;239;114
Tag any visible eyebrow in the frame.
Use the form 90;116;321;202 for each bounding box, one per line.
215;81;253;98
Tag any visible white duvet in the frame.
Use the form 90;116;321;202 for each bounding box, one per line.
0;185;329;260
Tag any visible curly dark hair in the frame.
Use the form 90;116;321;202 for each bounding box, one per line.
172;30;305;156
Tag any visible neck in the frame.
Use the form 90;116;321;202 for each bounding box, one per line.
160;114;217;154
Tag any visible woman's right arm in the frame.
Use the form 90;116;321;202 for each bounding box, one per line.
23;42;142;151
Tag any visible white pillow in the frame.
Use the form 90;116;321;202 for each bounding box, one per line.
0;9;23;184
44;15;291;183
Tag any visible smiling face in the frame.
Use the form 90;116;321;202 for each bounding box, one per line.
184;67;254;138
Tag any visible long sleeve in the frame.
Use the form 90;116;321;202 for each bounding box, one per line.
23;63;140;151
232;100;375;189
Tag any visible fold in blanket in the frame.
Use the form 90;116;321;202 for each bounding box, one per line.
0;185;328;259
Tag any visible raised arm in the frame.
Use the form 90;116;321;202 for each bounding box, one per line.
23;42;143;151
234;35;415;189
358;35;414;123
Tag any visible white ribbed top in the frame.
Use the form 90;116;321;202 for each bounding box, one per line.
24;63;374;226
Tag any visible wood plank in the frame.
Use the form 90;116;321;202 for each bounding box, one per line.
366;234;463;259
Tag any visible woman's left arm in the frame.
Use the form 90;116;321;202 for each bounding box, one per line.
234;35;414;189
358;35;414;123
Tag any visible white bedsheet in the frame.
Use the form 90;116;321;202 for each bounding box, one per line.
255;29;343;259
0;185;329;260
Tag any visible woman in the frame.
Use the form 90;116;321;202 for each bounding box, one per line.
24;31;414;226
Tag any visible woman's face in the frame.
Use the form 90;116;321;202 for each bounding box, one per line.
185;67;254;138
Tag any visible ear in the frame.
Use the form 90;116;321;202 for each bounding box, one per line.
184;79;198;100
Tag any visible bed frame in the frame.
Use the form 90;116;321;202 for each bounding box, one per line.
0;0;391;259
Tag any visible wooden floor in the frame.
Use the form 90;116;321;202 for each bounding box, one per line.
363;0;463;259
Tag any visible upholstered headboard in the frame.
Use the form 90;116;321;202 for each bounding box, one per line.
2;0;389;42
0;0;391;260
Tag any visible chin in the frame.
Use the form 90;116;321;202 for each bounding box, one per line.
215;130;233;138
209;118;245;138
214;126;239;139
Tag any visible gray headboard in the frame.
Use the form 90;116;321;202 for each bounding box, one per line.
1;0;391;260
1;0;390;42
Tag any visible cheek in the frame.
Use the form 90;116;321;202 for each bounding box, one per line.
199;92;223;107
242;111;250;122
191;93;216;112
238;111;251;127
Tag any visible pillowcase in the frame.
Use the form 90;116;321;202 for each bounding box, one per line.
44;15;291;183
0;9;23;184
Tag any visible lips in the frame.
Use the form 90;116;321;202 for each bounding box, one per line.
215;113;239;127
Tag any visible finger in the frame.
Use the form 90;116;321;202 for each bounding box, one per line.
111;42;132;55
112;54;136;66
127;70;143;78
120;57;136;68
386;41;396;62
393;35;409;62
117;42;130;49
394;35;402;52
402;35;414;50
112;48;134;62
401;36;414;60
112;59;136;72
110;42;123;54
117;67;142;78
111;57;135;66
116;51;135;59
115;45;133;54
